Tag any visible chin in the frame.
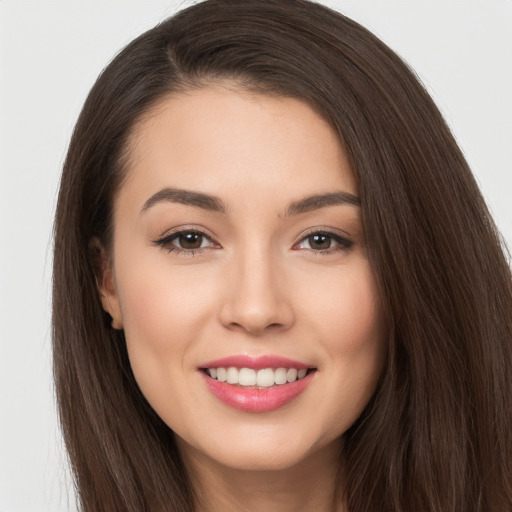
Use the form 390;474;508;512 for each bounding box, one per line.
215;447;309;472
177;425;340;474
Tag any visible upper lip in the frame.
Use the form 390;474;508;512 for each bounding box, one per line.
199;355;314;370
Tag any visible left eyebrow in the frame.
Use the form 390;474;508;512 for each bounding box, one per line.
284;191;360;216
140;188;226;214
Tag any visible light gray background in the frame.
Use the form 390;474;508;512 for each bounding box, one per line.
0;1;510;510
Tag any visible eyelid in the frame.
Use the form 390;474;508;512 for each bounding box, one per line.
293;226;354;252
151;225;353;255
152;225;221;254
296;225;351;239
155;224;218;240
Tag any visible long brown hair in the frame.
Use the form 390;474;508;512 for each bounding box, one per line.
53;1;512;510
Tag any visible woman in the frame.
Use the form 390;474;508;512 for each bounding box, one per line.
52;0;512;510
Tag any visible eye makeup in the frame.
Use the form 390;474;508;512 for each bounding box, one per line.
152;226;354;257
152;226;221;256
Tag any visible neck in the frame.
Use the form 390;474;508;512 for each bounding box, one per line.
179;438;346;512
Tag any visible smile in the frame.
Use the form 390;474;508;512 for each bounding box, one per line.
204;367;310;387
199;355;317;412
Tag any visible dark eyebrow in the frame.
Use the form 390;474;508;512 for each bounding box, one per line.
140;188;226;214
285;191;360;216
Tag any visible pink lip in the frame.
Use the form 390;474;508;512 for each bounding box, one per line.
198;355;316;413
200;355;312;370
200;372;315;412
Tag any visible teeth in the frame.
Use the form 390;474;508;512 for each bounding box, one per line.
239;368;257;386
206;367;311;387
274;367;287;385
256;368;274;387
286;368;298;383
226;367;238;384
216;367;227;382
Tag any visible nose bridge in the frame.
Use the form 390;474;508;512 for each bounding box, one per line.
219;240;293;335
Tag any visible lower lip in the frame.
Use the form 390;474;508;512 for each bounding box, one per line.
200;371;315;413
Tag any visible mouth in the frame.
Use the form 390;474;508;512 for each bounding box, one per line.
199;355;317;412
201;366;315;388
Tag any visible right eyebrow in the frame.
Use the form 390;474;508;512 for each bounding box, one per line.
140;188;226;215
284;191;360;216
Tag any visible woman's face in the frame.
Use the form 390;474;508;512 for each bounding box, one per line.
100;85;386;472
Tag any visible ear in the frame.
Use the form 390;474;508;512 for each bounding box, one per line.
89;238;124;330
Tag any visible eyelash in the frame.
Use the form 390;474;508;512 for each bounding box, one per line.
153;229;353;256
293;230;354;254
152;229;220;256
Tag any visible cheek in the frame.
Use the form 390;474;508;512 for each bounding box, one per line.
329;268;385;378
116;252;215;348
112;246;232;420
117;276;180;405
120;275;182;352
112;252;209;398
305;262;385;351
302;263;386;429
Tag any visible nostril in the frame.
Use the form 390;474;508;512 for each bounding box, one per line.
218;276;295;334
225;319;286;336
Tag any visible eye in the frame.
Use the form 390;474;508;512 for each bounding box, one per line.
153;229;219;254
294;231;353;253
174;231;210;250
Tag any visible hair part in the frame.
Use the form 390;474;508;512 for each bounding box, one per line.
53;1;512;511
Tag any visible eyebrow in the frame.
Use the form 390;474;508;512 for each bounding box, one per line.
140;187;360;216
284;191;360;216
141;188;226;214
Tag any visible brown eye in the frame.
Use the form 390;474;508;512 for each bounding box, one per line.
153;229;218;254
307;233;332;250
177;232;204;249
294;231;353;253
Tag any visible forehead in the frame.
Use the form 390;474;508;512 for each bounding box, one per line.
117;85;357;215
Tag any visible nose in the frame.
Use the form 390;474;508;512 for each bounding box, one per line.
218;248;295;336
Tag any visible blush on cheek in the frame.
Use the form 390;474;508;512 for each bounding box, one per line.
324;292;384;353
119;272;206;372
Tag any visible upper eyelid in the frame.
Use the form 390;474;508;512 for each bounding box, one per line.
153;225;353;248
155;225;218;242
150;229;219;256
295;226;352;241
152;230;220;255
293;227;354;252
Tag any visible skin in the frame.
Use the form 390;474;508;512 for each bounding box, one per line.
99;84;386;512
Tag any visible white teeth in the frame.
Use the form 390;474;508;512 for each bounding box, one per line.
216;367;227;382
226;367;239;384
256;368;275;387
286;368;298;383
274;367;287;385
239;368;257;386
206;366;311;387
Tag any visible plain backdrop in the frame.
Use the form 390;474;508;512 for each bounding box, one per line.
0;1;511;511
